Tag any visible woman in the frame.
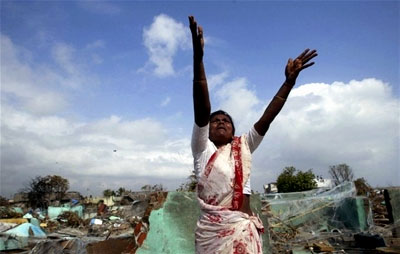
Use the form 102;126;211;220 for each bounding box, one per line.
189;16;317;254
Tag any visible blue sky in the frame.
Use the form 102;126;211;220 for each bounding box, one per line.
1;1;399;198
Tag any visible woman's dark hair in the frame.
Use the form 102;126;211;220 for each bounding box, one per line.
209;110;235;135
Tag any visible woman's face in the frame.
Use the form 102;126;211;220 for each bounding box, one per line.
209;114;233;147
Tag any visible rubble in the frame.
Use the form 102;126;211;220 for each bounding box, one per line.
30;238;87;254
1;185;399;253
262;183;400;253
0;191;167;253
4;223;47;238
384;188;400;224
58;211;84;228
136;192;271;254
0;206;23;219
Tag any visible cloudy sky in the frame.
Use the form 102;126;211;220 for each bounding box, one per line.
1;1;399;198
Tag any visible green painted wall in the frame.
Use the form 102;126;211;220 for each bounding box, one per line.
47;205;84;220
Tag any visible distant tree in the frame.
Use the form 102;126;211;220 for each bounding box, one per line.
117;187;126;196
141;185;152;191
140;184;166;192
0;195;8;206
151;184;165;192
354;177;372;196
276;166;317;193
48;175;69;200
26;175;69;209
329;163;354;185
103;189;115;197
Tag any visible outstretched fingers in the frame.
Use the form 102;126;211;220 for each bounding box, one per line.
296;49;310;60
189;16;204;43
299;49;317;71
301;49;318;64
189;16;198;36
300;62;315;71
189;16;204;59
197;26;203;39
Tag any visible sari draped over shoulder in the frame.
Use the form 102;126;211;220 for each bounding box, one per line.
195;136;264;254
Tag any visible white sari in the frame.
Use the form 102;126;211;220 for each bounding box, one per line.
195;136;264;254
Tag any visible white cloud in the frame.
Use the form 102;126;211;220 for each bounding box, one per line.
1;35;69;114
142;14;190;77
52;43;78;74
48;41;98;89
248;78;399;189
1;107;193;197
85;40;105;64
86;39;105;49
195;74;399;189
90;53;103;64
1;34;101;116
161;96;171;107
214;77;261;132
0;34;193;197
2;30;398;199
209;75;398;188
208;71;229;90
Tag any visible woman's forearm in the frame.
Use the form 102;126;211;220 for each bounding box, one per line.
193;61;211;127
254;79;295;135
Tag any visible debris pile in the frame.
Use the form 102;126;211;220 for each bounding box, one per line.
355;178;391;227
1;184;399;254
0;191;167;253
262;182;400;253
0;206;23;219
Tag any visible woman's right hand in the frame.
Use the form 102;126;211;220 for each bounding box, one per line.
189;16;204;62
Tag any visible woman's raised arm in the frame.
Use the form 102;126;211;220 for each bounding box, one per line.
189;16;211;127
254;49;318;135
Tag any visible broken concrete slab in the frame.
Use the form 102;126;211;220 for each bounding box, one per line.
48;205;84;220
136;192;198;254
0;235;29;251
30;238;88;254
3;222;46;238
56;227;87;237
0;222;17;232
22;213;33;219
12;207;24;214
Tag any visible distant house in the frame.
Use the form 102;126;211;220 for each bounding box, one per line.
84;191;154;207
62;191;83;202
264;183;278;194
13;192;29;203
314;176;334;189
264;177;334;194
11;191;83;207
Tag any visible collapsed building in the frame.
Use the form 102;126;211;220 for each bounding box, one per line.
0;183;399;253
262;182;400;253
